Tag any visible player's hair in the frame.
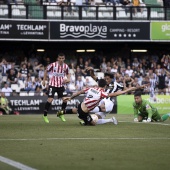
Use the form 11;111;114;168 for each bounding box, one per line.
98;79;107;87
134;91;142;97
58;53;65;57
104;72;114;79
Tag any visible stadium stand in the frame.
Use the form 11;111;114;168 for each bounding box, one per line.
0;0;168;20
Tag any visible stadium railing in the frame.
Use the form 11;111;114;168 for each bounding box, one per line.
0;4;170;20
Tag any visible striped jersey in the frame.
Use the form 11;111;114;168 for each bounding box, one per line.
106;81;124;93
83;87;108;111
46;61;69;87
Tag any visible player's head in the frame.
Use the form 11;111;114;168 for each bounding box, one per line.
98;79;107;88
57;53;65;64
104;73;114;85
134;91;142;104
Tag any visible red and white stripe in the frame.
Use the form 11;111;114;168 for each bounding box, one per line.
83;87;108;111
47;62;69;87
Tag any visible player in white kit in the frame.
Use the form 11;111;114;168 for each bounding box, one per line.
88;68;125;125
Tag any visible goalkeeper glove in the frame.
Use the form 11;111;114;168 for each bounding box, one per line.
147;118;151;122
134;118;138;122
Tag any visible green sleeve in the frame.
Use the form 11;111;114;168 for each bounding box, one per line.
133;103;138;118
145;101;153;118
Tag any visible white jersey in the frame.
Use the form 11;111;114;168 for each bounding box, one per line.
83;87;108;111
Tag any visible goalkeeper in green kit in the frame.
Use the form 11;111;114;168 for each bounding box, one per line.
133;91;170;122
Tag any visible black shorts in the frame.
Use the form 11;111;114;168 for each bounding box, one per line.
77;103;93;125
47;86;67;98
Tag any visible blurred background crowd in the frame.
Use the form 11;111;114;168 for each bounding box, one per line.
0;43;170;98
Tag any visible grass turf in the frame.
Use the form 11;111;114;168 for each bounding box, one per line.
0;114;169;170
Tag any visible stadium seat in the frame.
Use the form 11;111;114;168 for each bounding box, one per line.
12;9;21;16
98;12;103;18
11;84;20;93
89;7;96;12
99;6;108;12
0;5;8;9
87;12;96;18
47;11;55;18
82;11;87;17
118;10;127;18
28;91;35;96
3;9;8;15
158;12;164;18
19;92;28;96
55;11;61;18
96;72;104;79
0;9;4;16
2;76;7;82
20;10;26;16
17;5;26;10
12;5;19;9
151;11;158;18
47;5;59;10
102;12;111;18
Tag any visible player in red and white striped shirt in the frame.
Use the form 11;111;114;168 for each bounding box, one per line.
62;79;141;125
42;53;70;123
83;87;108;111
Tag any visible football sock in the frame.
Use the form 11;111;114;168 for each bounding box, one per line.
62;102;67;110
96;119;112;124
161;113;170;121
44;101;51;116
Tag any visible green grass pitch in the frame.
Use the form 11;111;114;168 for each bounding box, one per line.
0;114;169;170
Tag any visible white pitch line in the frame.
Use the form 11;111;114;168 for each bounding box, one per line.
0;156;37;170
0;137;169;141
119;121;170;126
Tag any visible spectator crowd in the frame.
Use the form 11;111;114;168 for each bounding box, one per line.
0;47;170;98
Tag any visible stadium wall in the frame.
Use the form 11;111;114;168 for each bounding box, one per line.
8;95;170;115
0;19;170;41
8;96;117;114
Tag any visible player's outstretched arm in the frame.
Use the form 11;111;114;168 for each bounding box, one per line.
63;90;85;102
108;85;146;97
108;86;136;97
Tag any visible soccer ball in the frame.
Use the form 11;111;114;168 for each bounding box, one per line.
91;114;98;123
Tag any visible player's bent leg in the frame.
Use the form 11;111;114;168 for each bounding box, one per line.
161;113;170;121
103;98;114;113
95;112;117;125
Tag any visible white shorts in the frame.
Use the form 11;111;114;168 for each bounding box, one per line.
99;98;114;113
